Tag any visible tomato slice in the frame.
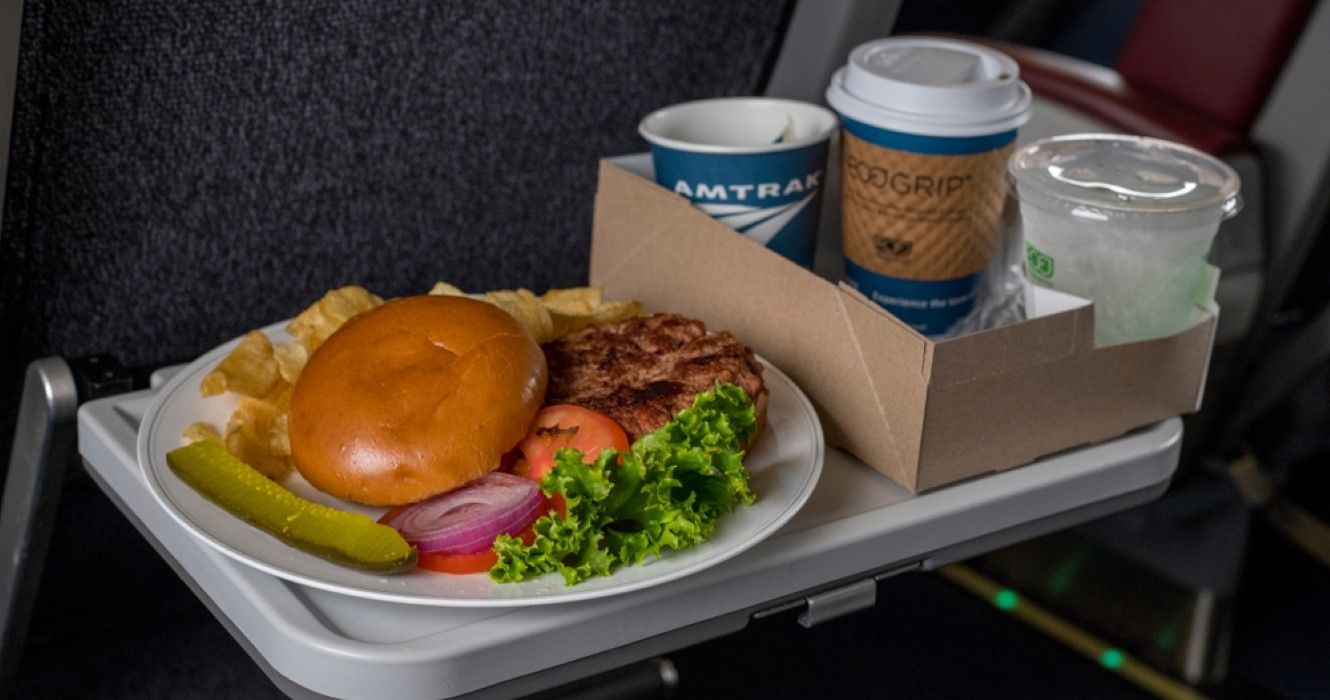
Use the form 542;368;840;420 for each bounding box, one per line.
417;548;498;574
516;405;629;482
547;493;567;518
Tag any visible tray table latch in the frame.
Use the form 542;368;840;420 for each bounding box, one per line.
752;578;879;627
798;578;876;628
752;562;921;628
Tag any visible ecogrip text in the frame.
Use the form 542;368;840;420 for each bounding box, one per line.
844;154;972;198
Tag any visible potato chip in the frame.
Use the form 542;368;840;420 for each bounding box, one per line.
273;342;308;384
286;286;383;353
199;370;227;397
265;381;292;409
225;397;291;480
484;288;556;343
429;282;642;342
182;421;223;444
583;298;645;324
201;330;280;398
264;383;294;458
270;411;292;458
428;282;467;297
539;287;602;315
547;297;645;338
546;310;587;339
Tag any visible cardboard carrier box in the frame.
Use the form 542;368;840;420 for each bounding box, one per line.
590;157;1218;492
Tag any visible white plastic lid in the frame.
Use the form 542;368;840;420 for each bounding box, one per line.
1008;134;1242;225
825;37;1033;137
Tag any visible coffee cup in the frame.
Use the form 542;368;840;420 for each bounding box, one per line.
639;98;838;268
826;37;1033;335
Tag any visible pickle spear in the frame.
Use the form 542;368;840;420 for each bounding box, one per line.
166;440;417;574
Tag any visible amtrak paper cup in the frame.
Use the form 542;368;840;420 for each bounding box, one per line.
826;37;1033;335
639;98;838;268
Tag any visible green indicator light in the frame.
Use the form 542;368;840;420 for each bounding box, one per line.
1100;648;1125;669
993;589;1020;610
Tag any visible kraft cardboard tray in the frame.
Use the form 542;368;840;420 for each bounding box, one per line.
590;157;1218;492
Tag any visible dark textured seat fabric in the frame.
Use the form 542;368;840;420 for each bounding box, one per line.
1;0;789;461
1;0;788;366
0;2;790;694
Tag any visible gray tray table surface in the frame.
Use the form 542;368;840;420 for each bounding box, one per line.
77;373;1180;699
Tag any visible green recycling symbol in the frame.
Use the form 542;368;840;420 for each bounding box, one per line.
1026;243;1055;280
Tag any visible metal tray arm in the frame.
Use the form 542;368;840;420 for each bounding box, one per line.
0;358;78;689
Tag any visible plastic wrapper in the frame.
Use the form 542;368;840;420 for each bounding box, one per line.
937;197;1028;339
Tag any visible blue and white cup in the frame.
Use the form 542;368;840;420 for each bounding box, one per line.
639;98;838;268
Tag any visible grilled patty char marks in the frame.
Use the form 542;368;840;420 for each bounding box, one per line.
542;313;767;441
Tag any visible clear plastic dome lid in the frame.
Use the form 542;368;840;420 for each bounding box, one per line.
1008;134;1242;225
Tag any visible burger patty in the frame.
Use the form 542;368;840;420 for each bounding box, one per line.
542;313;767;441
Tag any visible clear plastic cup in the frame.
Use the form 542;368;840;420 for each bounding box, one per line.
1008;134;1241;345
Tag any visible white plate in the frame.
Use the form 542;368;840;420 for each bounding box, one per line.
138;321;824;607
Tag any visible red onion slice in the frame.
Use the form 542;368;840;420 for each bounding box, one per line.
382;472;544;554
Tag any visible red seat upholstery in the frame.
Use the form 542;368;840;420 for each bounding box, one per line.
1000;41;1249;155
1116;0;1316;135
950;0;1315;156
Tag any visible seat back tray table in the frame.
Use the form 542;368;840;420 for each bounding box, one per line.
78;384;1180;699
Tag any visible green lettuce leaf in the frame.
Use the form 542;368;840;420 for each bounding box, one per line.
489;383;757;585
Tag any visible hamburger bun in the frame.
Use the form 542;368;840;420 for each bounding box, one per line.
289;295;547;506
